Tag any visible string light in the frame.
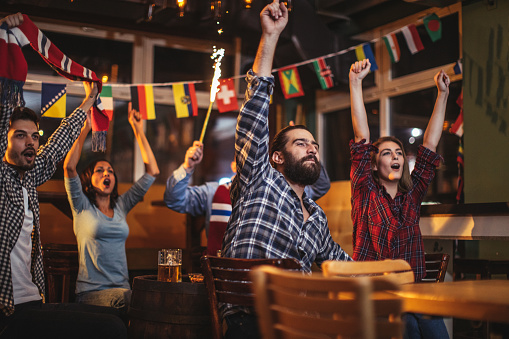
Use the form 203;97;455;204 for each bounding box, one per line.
244;0;252;9
176;0;186;17
211;0;222;19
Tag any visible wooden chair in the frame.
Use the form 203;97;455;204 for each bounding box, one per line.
251;266;404;339
322;259;415;285
200;256;301;339
422;253;450;283
42;243;79;303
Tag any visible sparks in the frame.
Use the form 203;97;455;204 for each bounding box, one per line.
209;47;225;103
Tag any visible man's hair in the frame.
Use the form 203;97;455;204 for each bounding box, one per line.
269;124;311;168
9;107;39;129
80;159;119;209
371;136;412;193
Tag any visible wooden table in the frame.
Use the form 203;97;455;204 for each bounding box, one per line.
394;280;509;323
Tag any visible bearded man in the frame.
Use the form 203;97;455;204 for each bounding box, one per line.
220;1;351;338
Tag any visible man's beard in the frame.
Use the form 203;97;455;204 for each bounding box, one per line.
282;150;321;186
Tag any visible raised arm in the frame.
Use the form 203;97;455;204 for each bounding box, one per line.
183;140;203;173
63;110;91;178
78;81;98;116
349;59;371;143
423;70;450;152
252;0;288;77
128;102;159;177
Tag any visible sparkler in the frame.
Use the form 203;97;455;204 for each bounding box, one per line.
199;46;225;143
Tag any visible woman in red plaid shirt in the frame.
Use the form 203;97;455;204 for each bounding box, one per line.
349;59;450;339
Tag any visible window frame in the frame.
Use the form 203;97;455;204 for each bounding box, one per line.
316;2;462;171
23;18;239;182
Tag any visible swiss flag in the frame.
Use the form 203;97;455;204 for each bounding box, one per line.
215;78;239;113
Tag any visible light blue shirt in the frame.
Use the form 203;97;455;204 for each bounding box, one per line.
163;163;331;235
65;173;155;293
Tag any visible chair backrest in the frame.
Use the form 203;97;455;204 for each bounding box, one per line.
200;256;301;339
422;253;450;283
322;259;415;285
251;266;403;339
42;243;79;303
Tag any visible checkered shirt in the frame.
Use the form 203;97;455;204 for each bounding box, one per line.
350;140;442;282
0;101;86;316
221;70;351;318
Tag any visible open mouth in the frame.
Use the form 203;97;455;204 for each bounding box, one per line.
22;149;35;162
391;164;400;170
103;178;111;188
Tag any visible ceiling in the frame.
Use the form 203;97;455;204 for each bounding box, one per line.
0;0;460;88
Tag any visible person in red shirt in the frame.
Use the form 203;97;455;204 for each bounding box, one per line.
349;58;450;339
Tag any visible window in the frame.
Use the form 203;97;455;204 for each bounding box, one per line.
318;3;462;203
323;101;380;181
23;31;132;83
153;46;234;92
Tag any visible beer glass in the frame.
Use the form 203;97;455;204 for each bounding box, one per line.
157;249;182;282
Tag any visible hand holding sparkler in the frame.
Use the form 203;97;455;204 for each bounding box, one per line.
199;46;225;143
183;140;203;173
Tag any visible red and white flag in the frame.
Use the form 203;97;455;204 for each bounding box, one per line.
401;24;424;55
215;78;238;113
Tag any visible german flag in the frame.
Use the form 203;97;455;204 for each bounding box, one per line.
130;85;156;120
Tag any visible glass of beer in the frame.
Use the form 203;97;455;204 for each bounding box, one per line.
157;249;182;282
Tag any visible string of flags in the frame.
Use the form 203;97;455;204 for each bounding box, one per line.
37;11;457;122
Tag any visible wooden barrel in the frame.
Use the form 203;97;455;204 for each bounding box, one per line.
128;275;211;338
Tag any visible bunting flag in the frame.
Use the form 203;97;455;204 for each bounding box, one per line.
215;78;238;113
100;85;114;118
423;13;442;42
173;83;198;118
382;33;401;63
456;139;464;203
130;85;156;120
355;43;378;71
401;24;424;54
451;110;463;137
312;58;334;90
451;90;464;137
453;59;463;74
278;66;304;99
41;83;66;118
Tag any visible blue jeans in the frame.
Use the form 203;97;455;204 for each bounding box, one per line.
76;288;131;315
403;313;449;339
0;300;126;338
224;312;260;339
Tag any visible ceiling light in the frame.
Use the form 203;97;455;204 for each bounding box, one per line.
177;0;186;17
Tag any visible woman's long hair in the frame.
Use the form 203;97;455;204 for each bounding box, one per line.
370;136;412;193
80;159;119;209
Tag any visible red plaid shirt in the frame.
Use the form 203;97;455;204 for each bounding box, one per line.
350;140;442;282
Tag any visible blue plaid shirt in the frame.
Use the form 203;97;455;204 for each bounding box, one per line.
223;68;351;281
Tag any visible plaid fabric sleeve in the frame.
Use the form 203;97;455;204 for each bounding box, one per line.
350;139;377;195
34;107;86;186
410;145;443;200
232;70;274;204
0;104;13;159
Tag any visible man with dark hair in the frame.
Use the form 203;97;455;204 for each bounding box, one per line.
0;13;126;338
221;1;351;337
164;137;331;256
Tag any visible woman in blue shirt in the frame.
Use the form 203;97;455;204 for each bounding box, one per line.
63;103;159;314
